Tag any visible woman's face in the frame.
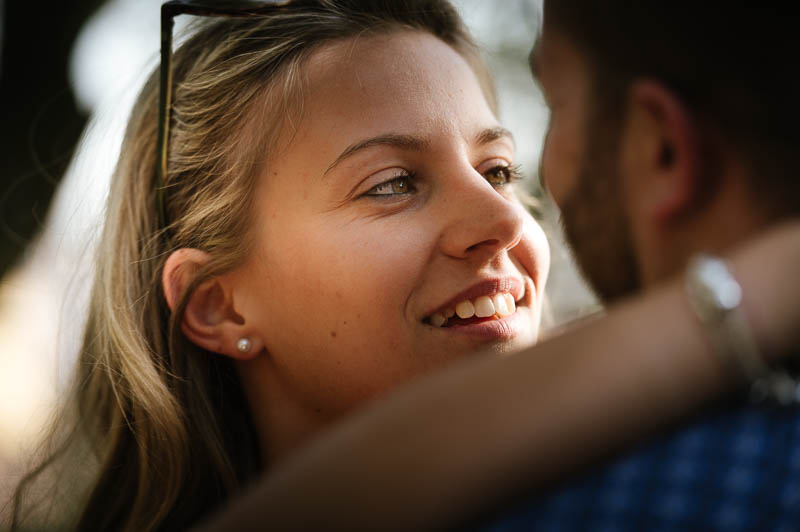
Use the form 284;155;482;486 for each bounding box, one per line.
236;31;549;423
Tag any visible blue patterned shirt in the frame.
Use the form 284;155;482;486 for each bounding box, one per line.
472;400;800;532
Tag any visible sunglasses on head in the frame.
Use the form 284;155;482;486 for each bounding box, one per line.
156;0;291;230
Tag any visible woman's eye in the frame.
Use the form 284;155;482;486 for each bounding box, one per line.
484;164;523;187
364;173;415;197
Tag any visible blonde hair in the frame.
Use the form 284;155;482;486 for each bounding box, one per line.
12;1;494;530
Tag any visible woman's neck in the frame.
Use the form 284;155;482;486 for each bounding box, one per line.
235;355;334;464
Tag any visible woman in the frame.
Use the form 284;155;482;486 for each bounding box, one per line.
9;1;800;531
13;2;547;529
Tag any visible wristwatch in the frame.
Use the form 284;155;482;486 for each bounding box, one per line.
685;254;800;405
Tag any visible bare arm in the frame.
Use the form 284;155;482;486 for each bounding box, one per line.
199;221;800;532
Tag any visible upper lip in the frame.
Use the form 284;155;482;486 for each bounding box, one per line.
422;277;525;319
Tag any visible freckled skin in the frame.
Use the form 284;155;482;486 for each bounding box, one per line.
232;31;550;448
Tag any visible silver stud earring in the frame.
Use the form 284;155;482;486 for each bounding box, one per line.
236;337;252;353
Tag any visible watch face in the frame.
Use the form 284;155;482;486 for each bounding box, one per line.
694;256;742;312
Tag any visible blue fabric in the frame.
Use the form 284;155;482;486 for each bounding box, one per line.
472;401;800;532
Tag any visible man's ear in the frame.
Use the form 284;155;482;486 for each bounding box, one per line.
162;248;262;360
620;80;703;224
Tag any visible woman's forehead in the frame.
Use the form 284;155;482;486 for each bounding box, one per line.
282;30;499;154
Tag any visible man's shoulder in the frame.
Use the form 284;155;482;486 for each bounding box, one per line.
475;403;800;532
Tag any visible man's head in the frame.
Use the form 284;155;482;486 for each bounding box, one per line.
535;2;800;302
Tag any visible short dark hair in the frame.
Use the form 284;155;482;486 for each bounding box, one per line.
545;2;800;216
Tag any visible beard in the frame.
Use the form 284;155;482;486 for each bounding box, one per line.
558;128;641;304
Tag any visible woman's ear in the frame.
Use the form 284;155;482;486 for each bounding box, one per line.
162;248;263;360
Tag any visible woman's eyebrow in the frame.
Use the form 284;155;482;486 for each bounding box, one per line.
324;127;514;177
324;134;430;176
475;126;515;149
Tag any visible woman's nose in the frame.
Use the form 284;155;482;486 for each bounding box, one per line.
437;170;525;262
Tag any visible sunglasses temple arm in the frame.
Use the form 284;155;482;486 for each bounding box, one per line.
156;11;175;231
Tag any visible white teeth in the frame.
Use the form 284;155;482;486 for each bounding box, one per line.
429;291;519;326
430;313;446;327
474;296;495;318
455;300;475;319
493;293;510;316
505;293;516;314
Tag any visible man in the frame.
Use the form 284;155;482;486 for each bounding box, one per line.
476;2;800;530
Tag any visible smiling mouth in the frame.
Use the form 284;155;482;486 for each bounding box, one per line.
423;292;517;328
